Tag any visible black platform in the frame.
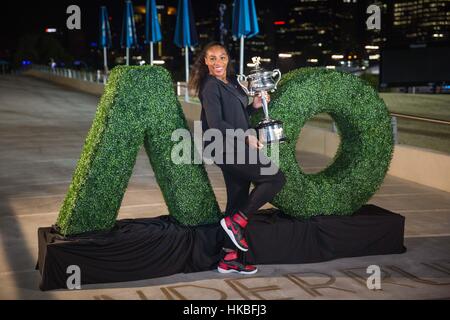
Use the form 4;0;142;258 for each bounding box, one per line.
37;204;406;291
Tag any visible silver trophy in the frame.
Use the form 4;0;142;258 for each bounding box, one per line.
237;57;286;144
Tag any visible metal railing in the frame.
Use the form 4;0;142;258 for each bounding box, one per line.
390;113;450;145
332;113;450;145
31;65;109;84
32;65;188;98
390;112;450;126
29;66;450;146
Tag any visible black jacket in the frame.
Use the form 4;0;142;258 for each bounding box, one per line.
199;74;258;153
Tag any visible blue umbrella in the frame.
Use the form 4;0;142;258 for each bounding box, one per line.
232;0;259;75
99;6;112;72
121;0;138;66
174;0;198;101
146;0;162;65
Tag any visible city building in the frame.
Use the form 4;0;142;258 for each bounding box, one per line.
386;0;449;47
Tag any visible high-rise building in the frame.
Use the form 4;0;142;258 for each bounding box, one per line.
271;0;368;72
386;0;449;46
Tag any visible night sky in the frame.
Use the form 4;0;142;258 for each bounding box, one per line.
0;0;239;52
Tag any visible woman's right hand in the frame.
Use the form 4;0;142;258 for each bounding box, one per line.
246;135;264;150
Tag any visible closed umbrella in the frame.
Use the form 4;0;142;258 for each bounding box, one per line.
99;6;112;73
145;0;162;65
121;0;138;66
174;0;198;102
232;0;259;75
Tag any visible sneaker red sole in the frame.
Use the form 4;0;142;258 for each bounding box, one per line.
217;266;258;275
220;218;248;252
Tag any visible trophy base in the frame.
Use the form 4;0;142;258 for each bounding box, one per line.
255;119;287;144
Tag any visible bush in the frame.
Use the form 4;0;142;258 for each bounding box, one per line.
56;65;221;235
359;73;379;90
250;67;394;218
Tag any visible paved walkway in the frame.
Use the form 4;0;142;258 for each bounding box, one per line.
0;75;449;299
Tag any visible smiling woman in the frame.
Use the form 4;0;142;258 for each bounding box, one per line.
204;46;229;80
191;41;287;275
188;42;236;96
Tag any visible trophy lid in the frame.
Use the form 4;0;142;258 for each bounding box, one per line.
250;57;263;70
247;57;271;78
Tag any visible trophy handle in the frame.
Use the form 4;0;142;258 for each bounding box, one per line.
236;74;251;95
272;69;282;91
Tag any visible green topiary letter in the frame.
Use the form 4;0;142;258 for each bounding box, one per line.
250;68;394;218
56;66;221;235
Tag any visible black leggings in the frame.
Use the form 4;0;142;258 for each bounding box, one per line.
216;153;286;219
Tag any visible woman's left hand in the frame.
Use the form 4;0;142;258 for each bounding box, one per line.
252;92;270;109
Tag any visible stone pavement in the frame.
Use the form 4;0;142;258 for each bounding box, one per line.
0;75;449;299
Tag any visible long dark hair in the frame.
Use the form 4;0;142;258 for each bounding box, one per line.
188;41;235;96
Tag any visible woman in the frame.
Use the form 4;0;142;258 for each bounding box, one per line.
189;42;286;275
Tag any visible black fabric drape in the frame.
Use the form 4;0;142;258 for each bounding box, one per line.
37;216;225;291
243;204;406;265
37;205;406;291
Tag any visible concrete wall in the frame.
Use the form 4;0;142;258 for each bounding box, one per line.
24;70;450;193
296;124;450;193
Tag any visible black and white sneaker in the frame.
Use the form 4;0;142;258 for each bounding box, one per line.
217;250;258;275
220;211;249;252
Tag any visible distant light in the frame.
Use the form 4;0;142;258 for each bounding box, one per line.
167;6;176;15
278;53;292;58
432;33;444;38
332;54;344;60
73;60;81;66
90;42;97;47
362;66;366;70
260;58;271;62
247;63;256;67
307;58;318;63
153;60;165;65
365;45;379;50
21;60;31;65
348;55;352;59
369;54;380;60
318;43;322;47
325;65;335;69
274;21;286;25
45;28;57;33
135;5;146;14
